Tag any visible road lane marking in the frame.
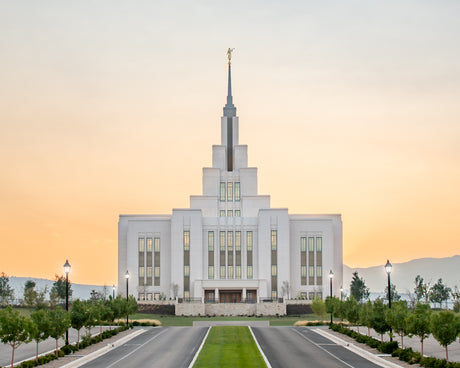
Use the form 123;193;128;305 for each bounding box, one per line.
104;328;168;368
187;327;211;368
292;328;354;368
249;327;272;368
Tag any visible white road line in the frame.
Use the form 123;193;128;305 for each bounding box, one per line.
104;328;168;368
187;327;211;368
249;327;272;368
313;328;403;368
292;328;354;368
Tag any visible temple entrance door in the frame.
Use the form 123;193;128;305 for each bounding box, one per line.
219;290;242;303
204;290;215;302
246;290;257;303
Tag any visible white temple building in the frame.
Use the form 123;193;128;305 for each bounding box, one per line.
118;54;343;306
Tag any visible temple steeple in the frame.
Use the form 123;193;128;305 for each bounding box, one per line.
223;48;236;117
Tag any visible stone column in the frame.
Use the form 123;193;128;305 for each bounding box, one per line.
215;288;219;303
242;287;247;302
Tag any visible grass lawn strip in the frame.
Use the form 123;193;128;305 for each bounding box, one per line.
193;326;267;368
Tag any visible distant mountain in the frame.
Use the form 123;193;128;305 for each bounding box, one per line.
344;255;460;294
6;276;115;302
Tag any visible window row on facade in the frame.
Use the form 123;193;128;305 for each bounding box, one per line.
138;237;160;286
219;209;241;217
220;182;240;202
300;236;323;286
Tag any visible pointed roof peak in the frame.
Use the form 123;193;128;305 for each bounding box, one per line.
223;48;236;117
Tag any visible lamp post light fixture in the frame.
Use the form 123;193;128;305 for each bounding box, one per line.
385;259;393;342
63;260;71;346
329;269;334;324
112;284;116;299
125;271;130;326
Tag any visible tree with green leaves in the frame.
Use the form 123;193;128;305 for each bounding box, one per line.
430;310;460;363
385;300;409;348
30;309;51;361
83;301;99;337
70;299;88;348
451;286;460;313
50;274;73;304
0;306;32;368
23;280;38;307
414;275;429;303
359;300;373;336
327;297;345;326
350;272;369;304
429;278;451;309
127;295;138;324
101;300;115;330
384;283;401;303
0;272;15;306
48;307;70;357
311;297;327;321
345;297;361;333
406;302;431;357
111;295;127;326
370;298;390;342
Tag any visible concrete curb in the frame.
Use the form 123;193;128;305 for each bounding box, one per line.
61;329;146;368
314;328;403;368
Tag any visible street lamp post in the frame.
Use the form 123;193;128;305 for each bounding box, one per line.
340;285;343;301
385;259;393;342
125;271;130;326
329;269;334;325
112;284;116;299
63;260;71;346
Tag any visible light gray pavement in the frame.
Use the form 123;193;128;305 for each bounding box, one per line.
0;326;112;368
348;326;460;362
78;327;208;368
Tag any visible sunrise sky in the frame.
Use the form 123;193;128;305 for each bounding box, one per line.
1;1;459;285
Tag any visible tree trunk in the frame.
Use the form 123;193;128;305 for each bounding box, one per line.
77;329;80;349
367;327;370;337
11;345;15;368
446;346;449;363
421;338;424;357
56;339;59;357
401;335;404;349
36;341;39;360
381;334;383;343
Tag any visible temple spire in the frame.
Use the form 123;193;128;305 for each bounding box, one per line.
223;48;236;117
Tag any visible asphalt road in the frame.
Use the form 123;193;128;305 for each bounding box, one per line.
252;326;383;368
80;327;208;368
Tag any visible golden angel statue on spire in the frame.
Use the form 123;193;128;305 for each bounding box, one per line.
227;48;235;65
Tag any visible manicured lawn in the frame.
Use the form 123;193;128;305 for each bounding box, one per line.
129;313;320;326
193;326;266;368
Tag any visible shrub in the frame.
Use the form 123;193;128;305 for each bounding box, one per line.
380;341;399;354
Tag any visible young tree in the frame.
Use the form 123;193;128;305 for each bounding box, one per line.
48;307;71;357
370;299;390;342
430;310;460;363
451;286;460;312
359;300;373;336
0;272;15;306
326;297;345;326
23;280;38;307
406;302;431;357
345;297;361;333
83;301;99;337
70;299;88;348
429;279;451;309
101;300;115;330
30;309;51;361
111;295;126;326
384;283;401;303
0;306;32;368
350;272;369;304
127;295;138;323
50;274;73;304
385;300;409;348
414;275;429;303
311;297;327;321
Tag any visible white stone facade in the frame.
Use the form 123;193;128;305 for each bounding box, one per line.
118;63;343;307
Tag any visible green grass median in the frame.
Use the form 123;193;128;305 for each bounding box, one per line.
193;326;266;368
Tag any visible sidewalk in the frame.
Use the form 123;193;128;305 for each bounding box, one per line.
348;326;460;362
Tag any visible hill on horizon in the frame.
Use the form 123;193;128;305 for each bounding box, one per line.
343;255;460;294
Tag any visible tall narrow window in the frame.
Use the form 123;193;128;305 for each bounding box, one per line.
247;265;253;279
146;237;152;286
227;182;233;201
227;232;233;278
184;231;190;251
208;231;214;280
220;231;226;279
146;237;152;252
271;230;278;299
220;182;226;202
220;210;226;217
220;265;226;279
247;231;253;279
227;210;233;217
154;237;160;286
208;231;214;251
220;231;226;251
316;237;322;285
138;237;145;286
308;237;314;285
235;210;241;217
183;231;190;297
208;266;214;279
235;232;241;251
300;237;307;285
235;231;241;279
247;232;253;251
235;182;240;201
138;238;145;252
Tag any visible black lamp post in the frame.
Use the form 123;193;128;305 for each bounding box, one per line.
340;285;343;301
125;271;130;326
112;284;116;299
63;260;71;346
385;259;393;342
329;269;334;324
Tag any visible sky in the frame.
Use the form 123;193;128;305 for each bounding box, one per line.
1;1;459;286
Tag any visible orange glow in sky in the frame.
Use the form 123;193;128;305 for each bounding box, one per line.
1;1;459;285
